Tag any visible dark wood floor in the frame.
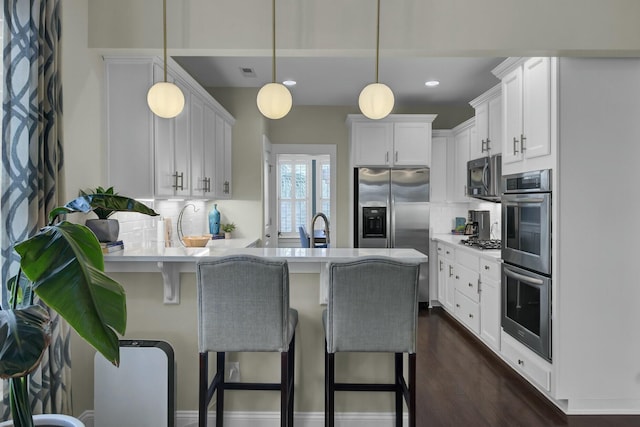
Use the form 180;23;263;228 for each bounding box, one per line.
416;308;640;427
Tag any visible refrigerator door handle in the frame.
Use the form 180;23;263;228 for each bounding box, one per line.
390;195;395;248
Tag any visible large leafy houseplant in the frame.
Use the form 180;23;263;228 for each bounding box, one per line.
0;192;158;426
79;186;157;242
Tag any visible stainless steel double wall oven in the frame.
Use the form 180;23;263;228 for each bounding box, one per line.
501;169;552;361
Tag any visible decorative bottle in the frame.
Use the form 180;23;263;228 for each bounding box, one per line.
209;204;220;235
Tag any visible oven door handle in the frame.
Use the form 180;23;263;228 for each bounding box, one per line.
503;266;544;286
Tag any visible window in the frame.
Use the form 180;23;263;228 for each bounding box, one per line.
277;154;330;237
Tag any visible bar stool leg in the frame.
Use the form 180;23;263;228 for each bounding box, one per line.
281;350;288;427
199;353;208;427
288;334;295;426
216;352;225;427
395;353;403;427
409;353;416;427
326;350;335;427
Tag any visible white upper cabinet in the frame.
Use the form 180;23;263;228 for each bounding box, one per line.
451;118;474;202
430;131;454;203
493;57;555;174
104;56;235;200
469;84;502;159
347;115;437;167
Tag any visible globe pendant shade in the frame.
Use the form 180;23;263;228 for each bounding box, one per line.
358;82;395;120
147;81;185;119
257;82;293;119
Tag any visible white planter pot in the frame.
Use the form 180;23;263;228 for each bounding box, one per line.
0;414;85;427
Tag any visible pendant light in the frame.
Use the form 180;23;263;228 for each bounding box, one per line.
256;0;292;120
147;0;185;119
358;0;394;120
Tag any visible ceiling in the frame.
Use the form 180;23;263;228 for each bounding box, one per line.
172;56;506;108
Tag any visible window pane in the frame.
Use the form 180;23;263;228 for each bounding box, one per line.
295;164;307;199
280;164;292;199
280;202;292;233
321;164;330;199
322;201;330;219
295;201;307;229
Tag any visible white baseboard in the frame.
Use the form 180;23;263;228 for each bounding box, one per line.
79;410;407;427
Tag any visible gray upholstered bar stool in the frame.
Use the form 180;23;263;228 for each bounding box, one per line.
323;257;420;427
196;255;298;427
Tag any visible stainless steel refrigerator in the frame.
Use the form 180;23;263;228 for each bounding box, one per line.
354;168;430;302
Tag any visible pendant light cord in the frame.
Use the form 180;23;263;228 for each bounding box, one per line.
272;0;277;83
375;0;380;83
163;0;168;82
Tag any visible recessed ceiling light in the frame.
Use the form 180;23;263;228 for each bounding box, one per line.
425;80;440;87
282;80;297;87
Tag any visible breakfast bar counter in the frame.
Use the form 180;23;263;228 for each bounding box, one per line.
104;239;427;304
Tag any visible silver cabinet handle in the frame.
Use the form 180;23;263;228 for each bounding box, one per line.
439;260;443;271
456;303;460;308
481;139;487;153
172;171;184;190
521;134;527;151
486;138;491;151
455;275;459;280
395;151;398;162
513;137;519;155
223;181;230;194
385;152;389;163
468;282;473;288
449;265;454;278
484;265;490;270
469;314;474;318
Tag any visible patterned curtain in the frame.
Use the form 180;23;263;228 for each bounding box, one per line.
1;0;71;418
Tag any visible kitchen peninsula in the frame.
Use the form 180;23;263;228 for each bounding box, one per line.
89;242;427;424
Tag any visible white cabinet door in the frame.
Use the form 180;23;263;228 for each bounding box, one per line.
393;122;431;166
214;113;233;198
202;104;217;198
479;258;501;351
430;135;448;202
502;65;524;165
154;66;190;198
352;121;393;166
189;94;205;197
452;125;472;202
522;57;552;160
501;57;552;169
487;94;502;155
105;59;154;198
471;102;489;160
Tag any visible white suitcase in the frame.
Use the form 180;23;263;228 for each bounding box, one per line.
94;340;175;427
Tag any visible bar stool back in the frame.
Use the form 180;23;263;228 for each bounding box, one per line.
323;257;420;427
197;255;297;427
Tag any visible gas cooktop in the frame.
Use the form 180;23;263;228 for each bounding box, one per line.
459;238;502;250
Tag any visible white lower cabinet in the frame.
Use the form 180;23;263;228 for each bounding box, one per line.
501;331;552;392
479;258;501;351
434;239;502;360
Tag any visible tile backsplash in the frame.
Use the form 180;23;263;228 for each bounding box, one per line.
430;201;501;239
114;200;209;248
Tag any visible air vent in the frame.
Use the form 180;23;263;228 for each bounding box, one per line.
240;67;256;78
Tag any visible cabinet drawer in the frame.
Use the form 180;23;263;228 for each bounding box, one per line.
501;332;551;392
480;258;500;281
455;264;479;303
454;290;480;334
456;249;479;271
437;242;454;259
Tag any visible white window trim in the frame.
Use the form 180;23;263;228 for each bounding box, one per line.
271;144;337;245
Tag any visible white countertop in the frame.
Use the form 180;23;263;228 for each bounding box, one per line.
431;233;501;260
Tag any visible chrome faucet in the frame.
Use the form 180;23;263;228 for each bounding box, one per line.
310;212;330;248
177;203;199;246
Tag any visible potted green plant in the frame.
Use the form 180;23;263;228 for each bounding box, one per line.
0;194;158;427
221;223;236;239
80;186;157;242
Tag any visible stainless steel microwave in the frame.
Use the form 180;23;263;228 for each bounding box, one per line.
467;154;502;202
